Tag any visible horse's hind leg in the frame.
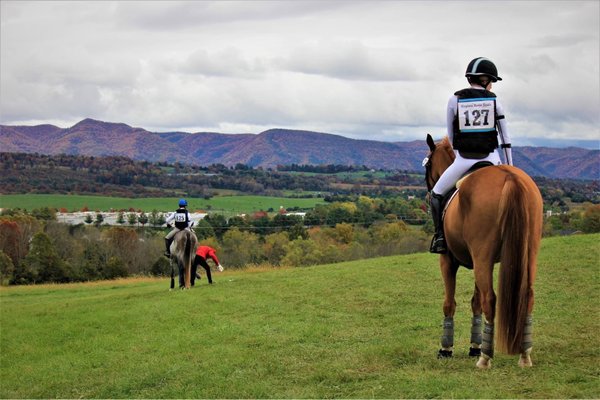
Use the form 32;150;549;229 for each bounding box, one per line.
518;315;533;367
473;260;496;369
469;284;483;357
519;268;536;367
438;254;459;358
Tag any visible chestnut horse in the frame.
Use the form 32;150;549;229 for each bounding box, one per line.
169;229;198;290
424;134;543;369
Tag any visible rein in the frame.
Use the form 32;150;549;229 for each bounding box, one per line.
422;154;433;192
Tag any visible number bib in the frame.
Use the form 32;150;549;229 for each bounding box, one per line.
175;213;187;222
458;98;496;132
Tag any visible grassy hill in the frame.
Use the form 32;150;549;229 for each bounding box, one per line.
1;234;598;398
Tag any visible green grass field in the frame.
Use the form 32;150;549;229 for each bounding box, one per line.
1;234;598;398
0;194;325;214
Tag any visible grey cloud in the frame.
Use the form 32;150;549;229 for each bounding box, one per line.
114;1;353;30
1;1;598;145
1;79;105;122
532;33;598;48
180;48;268;78
282;40;419;82
12;54;140;88
512;53;558;76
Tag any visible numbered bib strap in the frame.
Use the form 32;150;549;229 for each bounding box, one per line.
457;98;496;133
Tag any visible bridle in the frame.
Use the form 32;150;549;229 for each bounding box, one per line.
422;152;434;192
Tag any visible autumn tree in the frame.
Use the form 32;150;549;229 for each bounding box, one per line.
31;207;56;221
22;232;69;283
263;231;289;266
95;213;104;227
138;212;148;227
282;238;323;267
127;212;138;226
104;256;128;279
0;250;15;285
81;241;108;281
103;227;139;273
581;204;600;233
149;209;166;227
220;228;262;268
205;214;228;238
0;214;41;268
194;219;215;240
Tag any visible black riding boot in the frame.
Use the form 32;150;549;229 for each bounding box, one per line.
429;192;448;254
164;238;173;257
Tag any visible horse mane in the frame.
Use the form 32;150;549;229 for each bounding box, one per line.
432;136;456;176
439;137;455;160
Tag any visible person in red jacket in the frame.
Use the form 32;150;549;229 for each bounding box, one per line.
191;245;224;285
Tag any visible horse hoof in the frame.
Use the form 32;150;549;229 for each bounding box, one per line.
518;356;533;368
469;347;481;357
476;356;491;369
437;349;453;358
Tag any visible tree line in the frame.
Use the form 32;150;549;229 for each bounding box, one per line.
2;152;597;206
3;194;599;285
0;196;431;285
0;152;426;199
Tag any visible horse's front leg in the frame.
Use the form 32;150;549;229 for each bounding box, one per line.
469;284;483;357
438;254;459;358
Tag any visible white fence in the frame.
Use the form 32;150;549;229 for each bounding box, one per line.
56;212;207;226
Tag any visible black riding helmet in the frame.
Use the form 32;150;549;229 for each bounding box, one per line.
465;57;502;82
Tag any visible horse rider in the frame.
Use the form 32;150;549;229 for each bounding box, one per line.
430;57;513;254
191;245;224;285
164;198;192;257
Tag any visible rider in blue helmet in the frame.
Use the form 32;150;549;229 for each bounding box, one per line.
164;198;192;257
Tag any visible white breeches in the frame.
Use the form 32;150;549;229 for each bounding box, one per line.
432;150;502;196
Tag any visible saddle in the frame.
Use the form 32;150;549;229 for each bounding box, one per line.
442;161;493;218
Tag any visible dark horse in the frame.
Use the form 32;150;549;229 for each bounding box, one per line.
169;229;198;290
424;134;543;369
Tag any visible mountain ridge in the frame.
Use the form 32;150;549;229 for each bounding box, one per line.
1;118;598;179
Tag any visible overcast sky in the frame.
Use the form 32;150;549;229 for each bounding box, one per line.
1;1;599;147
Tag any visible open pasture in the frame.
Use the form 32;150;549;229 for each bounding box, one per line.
1;234;598;398
0;194;325;215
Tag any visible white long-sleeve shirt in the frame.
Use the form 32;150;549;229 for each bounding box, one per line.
165;210;192;228
446;84;512;165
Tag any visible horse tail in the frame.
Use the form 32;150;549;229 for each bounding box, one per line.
496;171;531;355
183;230;193;286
